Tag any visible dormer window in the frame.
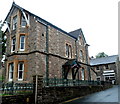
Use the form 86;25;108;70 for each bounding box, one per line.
13;15;17;30
21;15;27;27
21;13;29;27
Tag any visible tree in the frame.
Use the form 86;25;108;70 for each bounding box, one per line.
0;21;6;56
95;52;108;58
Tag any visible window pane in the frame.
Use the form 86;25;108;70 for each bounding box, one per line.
20;36;25;50
21;36;25;42
9;63;14;81
21;16;27;27
18;62;24;80
19;71;23;79
69;45;72;58
12;38;16;51
21;43;24;49
19;63;23;71
13;16;17;30
81;69;84;80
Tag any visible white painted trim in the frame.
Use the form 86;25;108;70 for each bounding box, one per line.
103;73;115;76
5;21;11;33
103;70;114;73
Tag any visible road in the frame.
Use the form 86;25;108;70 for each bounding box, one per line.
64;85;120;104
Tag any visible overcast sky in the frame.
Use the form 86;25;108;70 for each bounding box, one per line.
0;0;118;57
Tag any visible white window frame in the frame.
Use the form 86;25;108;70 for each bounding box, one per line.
18;62;24;81
9;63;14;81
20;35;25;51
11;37;16;52
13;15;17;30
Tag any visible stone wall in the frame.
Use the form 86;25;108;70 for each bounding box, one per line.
33;75;112;104
2;94;34;104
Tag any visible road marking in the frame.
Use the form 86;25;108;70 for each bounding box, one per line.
63;96;84;103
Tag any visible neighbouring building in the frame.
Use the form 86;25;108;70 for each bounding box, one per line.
4;2;92;83
90;55;119;84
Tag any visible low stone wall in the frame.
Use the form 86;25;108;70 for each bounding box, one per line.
39;85;111;103
2;94;34;104
1;85;111;104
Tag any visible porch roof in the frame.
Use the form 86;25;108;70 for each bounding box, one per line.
63;59;77;67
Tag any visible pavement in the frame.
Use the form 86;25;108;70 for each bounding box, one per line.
63;85;120;104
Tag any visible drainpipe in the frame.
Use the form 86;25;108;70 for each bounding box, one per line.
75;40;78;61
85;43;91;81
75;40;79;79
46;26;49;85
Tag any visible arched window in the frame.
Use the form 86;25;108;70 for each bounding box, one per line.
66;43;72;58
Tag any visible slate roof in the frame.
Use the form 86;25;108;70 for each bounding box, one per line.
69;28;87;43
90;55;118;66
5;2;85;40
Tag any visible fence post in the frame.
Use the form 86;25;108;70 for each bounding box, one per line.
33;75;43;104
11;81;14;95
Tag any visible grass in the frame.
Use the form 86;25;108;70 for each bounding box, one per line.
0;76;4;81
0;91;33;96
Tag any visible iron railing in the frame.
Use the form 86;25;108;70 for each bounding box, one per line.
0;82;33;95
43;78;106;87
0;79;111;95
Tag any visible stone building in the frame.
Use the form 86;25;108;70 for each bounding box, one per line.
4;2;91;83
90;55;119;84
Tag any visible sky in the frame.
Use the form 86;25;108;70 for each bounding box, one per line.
0;0;118;57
